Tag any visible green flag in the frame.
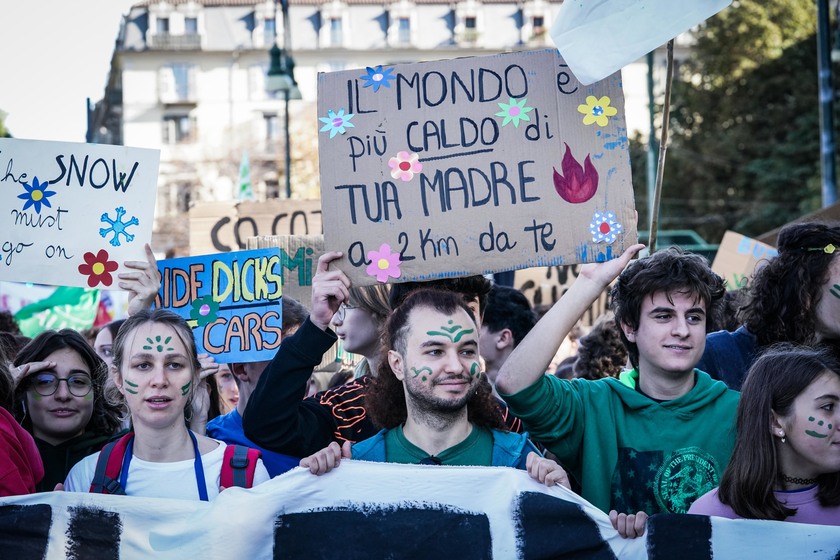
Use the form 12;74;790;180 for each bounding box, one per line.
238;150;253;200
14;287;100;337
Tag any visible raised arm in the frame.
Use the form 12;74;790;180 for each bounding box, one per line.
495;244;644;395
121;243;161;316
243;252;351;456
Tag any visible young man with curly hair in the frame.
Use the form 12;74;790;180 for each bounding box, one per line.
496;245;740;533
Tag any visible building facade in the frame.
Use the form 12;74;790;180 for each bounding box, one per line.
89;0;683;255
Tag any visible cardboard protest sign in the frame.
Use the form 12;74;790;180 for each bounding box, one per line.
246;235;324;305
189;199;323;255
156;248;283;363
711;231;778;291
550;0;732;85
0;139;159;288
317;49;637;286
514;265;609;327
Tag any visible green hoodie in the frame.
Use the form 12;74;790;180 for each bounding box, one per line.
500;369;739;514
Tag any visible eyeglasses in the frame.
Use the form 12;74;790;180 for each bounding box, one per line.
335;303;358;322
29;373;94;397
803;244;837;254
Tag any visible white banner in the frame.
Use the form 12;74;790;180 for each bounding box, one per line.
0;462;837;559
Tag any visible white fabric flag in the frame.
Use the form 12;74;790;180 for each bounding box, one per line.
550;0;732;85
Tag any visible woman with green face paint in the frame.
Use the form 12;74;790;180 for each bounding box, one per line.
689;345;840;525
12;329;124;492
63;310;269;500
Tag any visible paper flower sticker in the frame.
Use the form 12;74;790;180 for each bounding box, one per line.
17;176;57;214
590;211;623;244
360;65;395;92
495;98;534;128
319;109;355;138
190;295;220;327
577;95;618;127
388;151;422;182
366;243;402;283
78;249;119;287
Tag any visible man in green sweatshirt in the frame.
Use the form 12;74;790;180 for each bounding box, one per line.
496;244;739;525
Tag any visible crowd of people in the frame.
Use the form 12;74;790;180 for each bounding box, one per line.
1;222;840;543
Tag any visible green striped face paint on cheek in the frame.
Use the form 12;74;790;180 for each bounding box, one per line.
31;392;42;401
470;362;480;378
830;284;840;300
427;320;475;343
181;381;192;396
124;380;139;395
84;392;94;401
410;367;433;382
805;416;832;438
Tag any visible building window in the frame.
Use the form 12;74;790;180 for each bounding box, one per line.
398;17;411;44
465;16;477;30
532;15;545;33
265;178;280;200
177;184;192;212
185;17;198;35
157;17;170;34
264;17;276;44
159;63;196;102
330;17;343;46
162;114;195;144
264;113;279;147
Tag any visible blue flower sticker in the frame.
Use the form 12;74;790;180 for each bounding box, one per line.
17;176;56;214
319;109;355;138
360;65;395;92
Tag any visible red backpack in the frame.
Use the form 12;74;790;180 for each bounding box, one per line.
89;433;262;495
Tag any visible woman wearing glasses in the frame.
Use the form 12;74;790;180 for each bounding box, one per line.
331;285;391;379
12;330;123;492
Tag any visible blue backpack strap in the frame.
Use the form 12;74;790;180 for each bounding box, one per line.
221;445;262;489
89;433;134;495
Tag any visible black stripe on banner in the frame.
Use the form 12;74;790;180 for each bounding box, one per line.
274;505;492;559
66;506;122;560
514;491;618;559
647;514;713;560
0;504;52;560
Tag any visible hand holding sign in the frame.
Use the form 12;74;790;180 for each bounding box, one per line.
310;252;350;331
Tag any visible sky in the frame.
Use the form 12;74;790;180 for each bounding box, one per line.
0;0;137;142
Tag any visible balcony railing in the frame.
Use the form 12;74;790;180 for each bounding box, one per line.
150;33;202;50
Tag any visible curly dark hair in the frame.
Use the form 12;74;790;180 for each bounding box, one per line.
741;221;840;348
0;311;21;335
13;329;123;438
389;275;492;315
367;289;506;431
611;246;726;369
573;313;628;380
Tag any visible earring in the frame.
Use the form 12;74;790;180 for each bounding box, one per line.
779;431;786;443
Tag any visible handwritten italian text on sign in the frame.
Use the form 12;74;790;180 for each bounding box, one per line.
0;139;159;288
155;249;283;363
317;49;637;285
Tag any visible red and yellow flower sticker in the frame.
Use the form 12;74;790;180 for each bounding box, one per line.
78;250;119;287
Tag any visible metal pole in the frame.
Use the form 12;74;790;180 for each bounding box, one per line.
284;89;291;199
817;0;837;207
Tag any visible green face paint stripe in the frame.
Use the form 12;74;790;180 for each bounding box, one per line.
831;284;840;299
805;430;829;438
124;380;139;388
124;388;138;394
427;324;475;343
181;381;192;396
451;328;475;343
410;367;432;379
470;362;479;377
84;392;94;401
31;392;42;401
809;416;815;421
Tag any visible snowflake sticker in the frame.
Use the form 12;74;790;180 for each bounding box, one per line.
388;151;422;182
100;207;139;247
17;176;57;214
577;95;618;127
360;65;395;92
319;109;355;138
495;98;534;128
366;243;402;283
190;295;220;327
590;212;622;245
78;249;119;287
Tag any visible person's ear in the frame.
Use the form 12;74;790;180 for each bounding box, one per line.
497;328;514;350
388;350;405;381
620;321;636;342
770;409;787;439
111;364;125;395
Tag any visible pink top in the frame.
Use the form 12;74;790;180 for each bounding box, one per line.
689;486;840;526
